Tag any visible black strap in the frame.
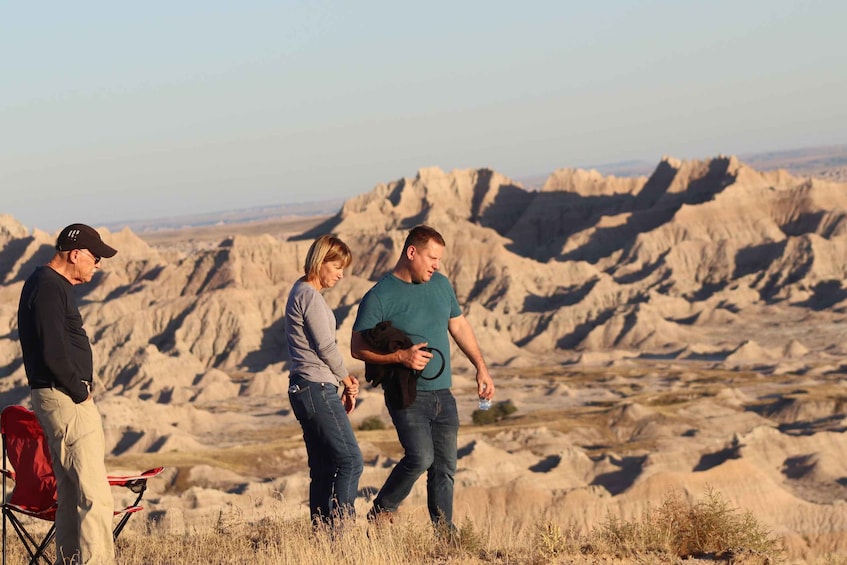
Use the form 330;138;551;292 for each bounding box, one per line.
415;347;445;381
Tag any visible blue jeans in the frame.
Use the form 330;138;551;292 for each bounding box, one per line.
288;377;363;525
374;389;459;526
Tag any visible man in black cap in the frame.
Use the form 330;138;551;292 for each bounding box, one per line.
18;223;118;565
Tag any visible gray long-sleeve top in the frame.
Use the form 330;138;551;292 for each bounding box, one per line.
284;279;347;385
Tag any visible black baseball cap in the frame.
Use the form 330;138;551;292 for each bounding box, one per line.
55;223;118;259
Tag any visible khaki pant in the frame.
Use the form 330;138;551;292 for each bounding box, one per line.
31;388;116;565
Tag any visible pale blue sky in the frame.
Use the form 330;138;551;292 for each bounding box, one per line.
2;1;845;232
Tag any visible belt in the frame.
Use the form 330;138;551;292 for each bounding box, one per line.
30;381;93;392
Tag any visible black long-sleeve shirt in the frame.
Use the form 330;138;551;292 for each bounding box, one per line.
18;266;92;403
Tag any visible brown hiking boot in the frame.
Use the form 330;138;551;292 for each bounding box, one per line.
366;506;395;538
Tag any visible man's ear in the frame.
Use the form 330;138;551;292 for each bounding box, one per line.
405;245;416;260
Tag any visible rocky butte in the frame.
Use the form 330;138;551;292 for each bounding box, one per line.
1;155;846;559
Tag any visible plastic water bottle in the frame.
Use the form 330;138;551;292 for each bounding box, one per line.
478;397;491;411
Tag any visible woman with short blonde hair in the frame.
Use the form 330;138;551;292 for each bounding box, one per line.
286;234;362;527
303;235;352;280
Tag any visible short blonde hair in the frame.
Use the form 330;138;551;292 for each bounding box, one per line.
304;235;352;279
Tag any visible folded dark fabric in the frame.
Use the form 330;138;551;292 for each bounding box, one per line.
360;321;418;409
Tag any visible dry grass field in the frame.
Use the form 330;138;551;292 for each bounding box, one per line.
2;487;796;565
6;365;836;564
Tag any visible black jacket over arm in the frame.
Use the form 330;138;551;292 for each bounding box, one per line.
359;321;417;409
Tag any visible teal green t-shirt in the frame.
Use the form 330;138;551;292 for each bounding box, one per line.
353;272;462;390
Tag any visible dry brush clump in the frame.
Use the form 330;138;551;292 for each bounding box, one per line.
589;487;783;563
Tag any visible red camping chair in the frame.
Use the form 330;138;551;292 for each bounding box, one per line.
1;405;164;565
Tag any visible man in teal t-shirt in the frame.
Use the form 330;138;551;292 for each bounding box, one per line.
351;225;495;529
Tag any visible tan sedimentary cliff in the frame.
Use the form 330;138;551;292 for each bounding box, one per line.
2;156;847;559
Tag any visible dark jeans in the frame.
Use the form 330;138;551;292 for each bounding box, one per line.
374;388;459;526
289;377;363;526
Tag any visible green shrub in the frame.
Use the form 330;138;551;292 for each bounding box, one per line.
359;416;386;431
472;399;517;425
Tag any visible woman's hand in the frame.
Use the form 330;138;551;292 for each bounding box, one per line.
342;388;357;414
341;375;359;413
343;375;360;396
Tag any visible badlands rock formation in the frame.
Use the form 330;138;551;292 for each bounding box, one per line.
2;156;847;560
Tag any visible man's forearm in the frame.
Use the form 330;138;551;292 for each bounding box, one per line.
351;331;401;365
351;331;429;370
449;315;487;370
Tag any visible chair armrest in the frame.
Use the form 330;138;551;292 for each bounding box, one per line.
108;467;165;494
107;467;164;486
113;505;144;516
